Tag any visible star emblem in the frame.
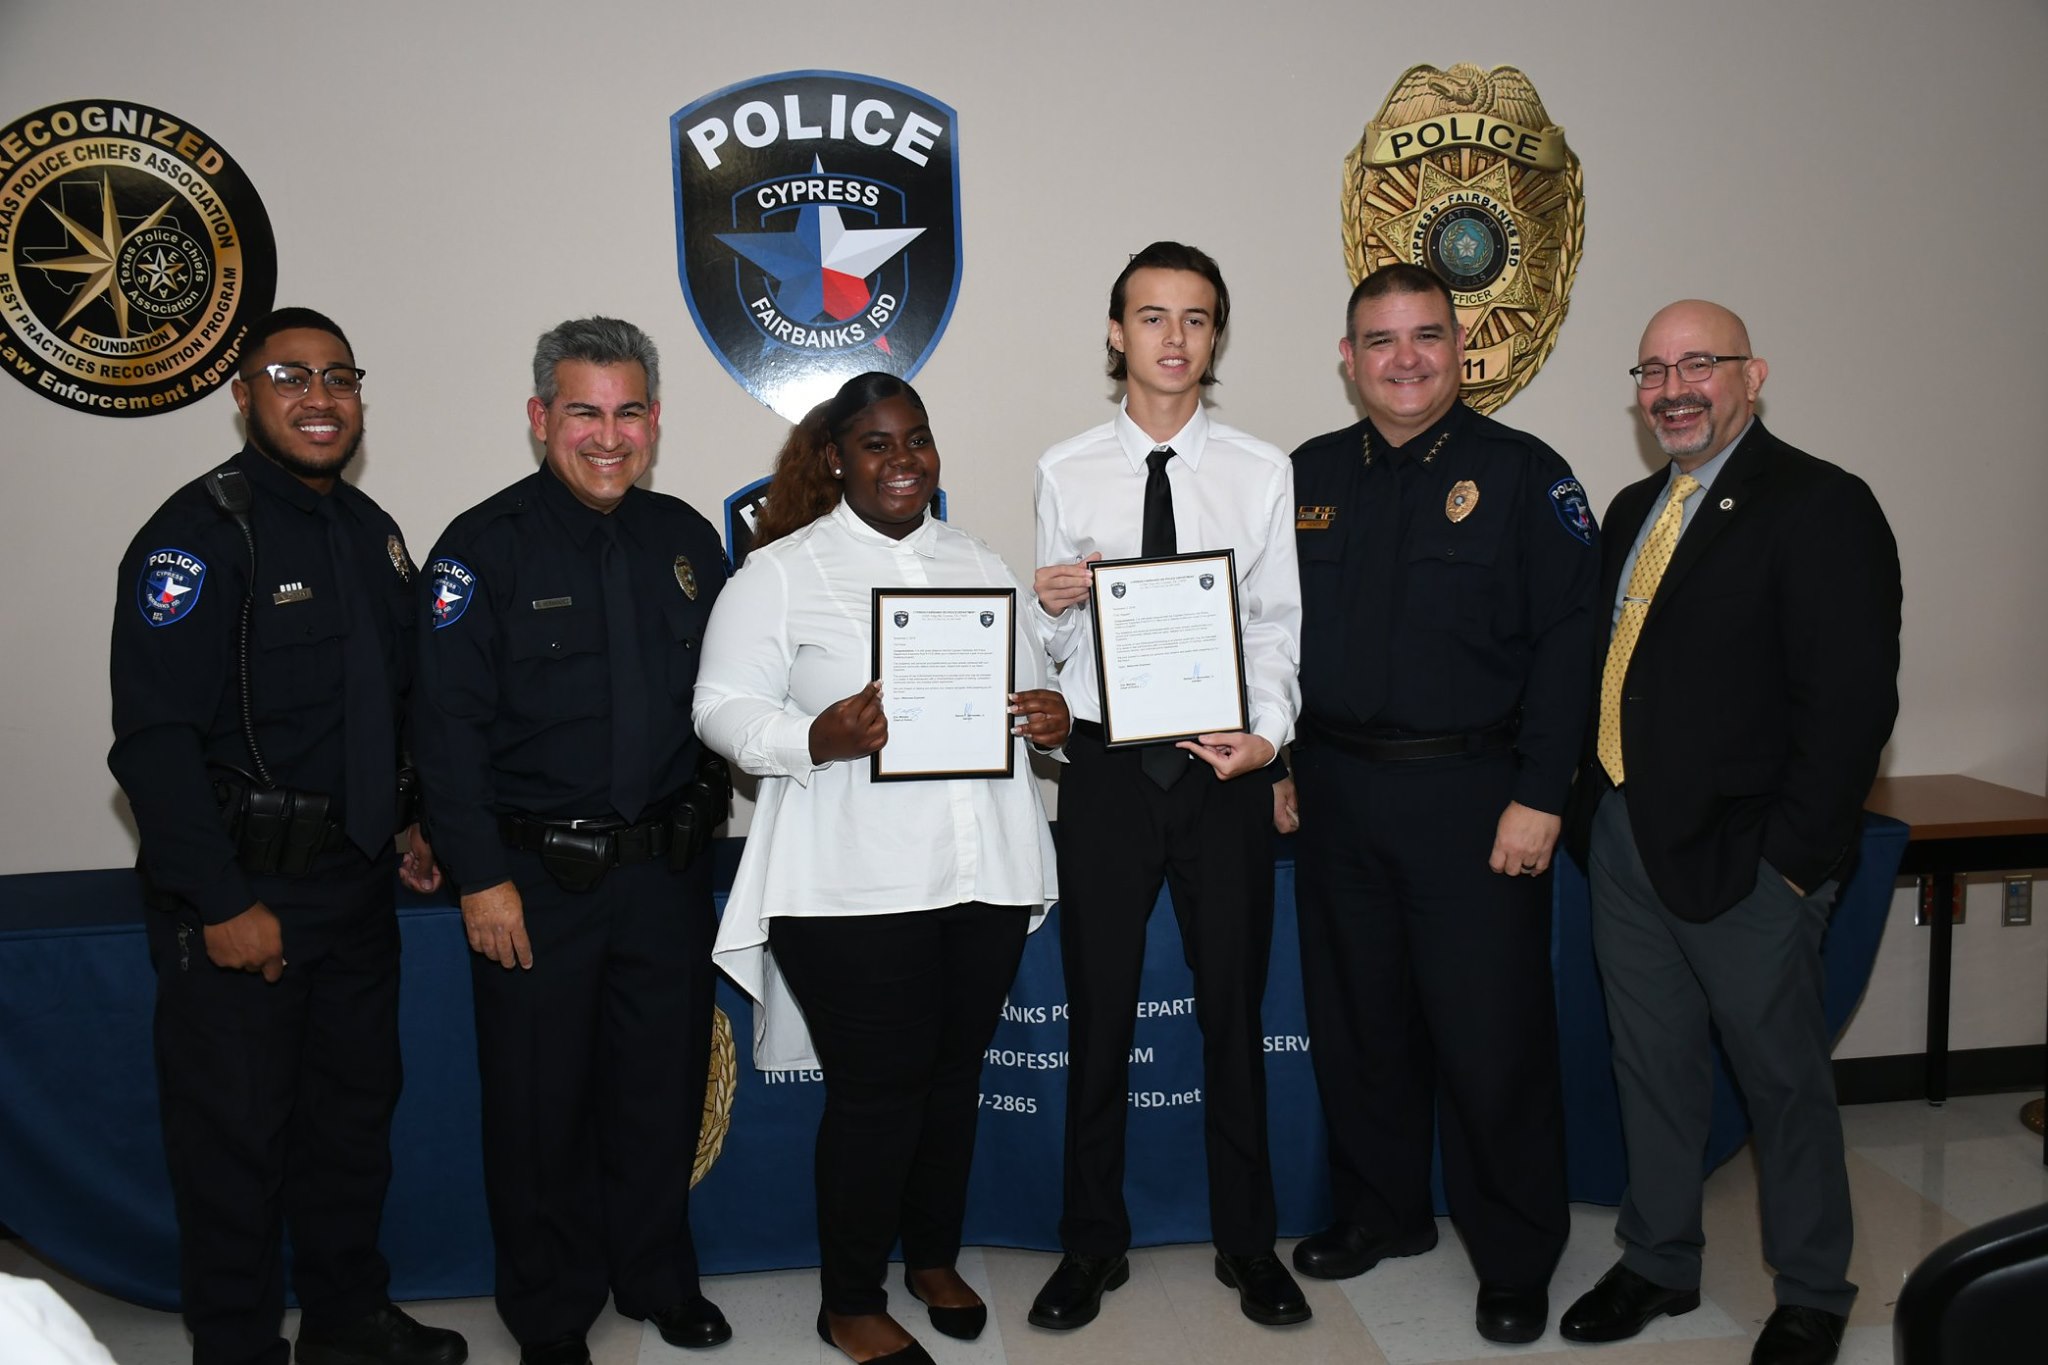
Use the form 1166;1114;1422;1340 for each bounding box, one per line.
31;175;177;338
138;246;185;297
716;159;924;334
156;576;192;606
1379;160;1555;337
433;581;464;618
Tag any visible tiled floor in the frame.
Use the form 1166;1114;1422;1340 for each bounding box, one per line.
7;1092;2045;1364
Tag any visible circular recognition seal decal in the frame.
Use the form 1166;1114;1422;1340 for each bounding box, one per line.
1343;64;1584;416
0;99;277;417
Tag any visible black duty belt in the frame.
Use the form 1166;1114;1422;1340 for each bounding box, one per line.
1299;716;1518;762
496;767;726;894
497;806;678;865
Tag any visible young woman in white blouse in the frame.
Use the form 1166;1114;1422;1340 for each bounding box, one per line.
694;372;1069;1365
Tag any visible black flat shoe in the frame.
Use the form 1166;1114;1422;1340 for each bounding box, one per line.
1290;1221;1439;1280
1475;1284;1547;1344
902;1267;987;1340
1214;1251;1312;1326
1027;1253;1130;1330
814;1307;936;1365
1560;1262;1700;1343
1750;1304;1846;1365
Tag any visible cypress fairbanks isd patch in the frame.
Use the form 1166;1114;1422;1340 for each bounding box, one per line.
0;99;276;417
671;71;962;423
1343;64;1583;416
137;547;206;626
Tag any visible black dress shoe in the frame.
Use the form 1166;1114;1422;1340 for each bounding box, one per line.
1027;1253;1129;1330
1475;1284;1547;1344
1213;1252;1312;1326
295;1303;468;1365
814;1307;936;1365
1750;1304;1846;1365
902;1267;987;1340
517;1340;590;1365
635;1295;732;1349
1290;1221;1439;1280
1559;1262;1700;1343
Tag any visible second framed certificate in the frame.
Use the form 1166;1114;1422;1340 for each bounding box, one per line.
1087;550;1248;746
870;588;1018;781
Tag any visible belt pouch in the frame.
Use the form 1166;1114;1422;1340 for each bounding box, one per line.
539;828;615;893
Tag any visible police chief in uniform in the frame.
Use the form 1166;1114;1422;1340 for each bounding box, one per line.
109;307;466;1365
411;318;731;1365
1283;264;1598;1345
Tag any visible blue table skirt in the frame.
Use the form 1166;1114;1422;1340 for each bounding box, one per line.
0;817;1906;1310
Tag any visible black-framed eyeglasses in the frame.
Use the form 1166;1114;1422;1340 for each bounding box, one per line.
247;362;366;398
1628;355;1748;389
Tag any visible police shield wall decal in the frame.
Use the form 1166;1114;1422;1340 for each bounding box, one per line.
1342;64;1584;415
672;72;963;423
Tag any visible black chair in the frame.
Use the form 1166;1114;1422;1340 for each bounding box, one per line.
1895;1199;2048;1363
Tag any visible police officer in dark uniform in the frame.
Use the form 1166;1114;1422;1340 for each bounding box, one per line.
1282;265;1599;1346
109;307;467;1365
411;317;731;1365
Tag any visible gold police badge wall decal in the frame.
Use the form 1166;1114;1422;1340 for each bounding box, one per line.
1342;64;1583;415
0;99;276;417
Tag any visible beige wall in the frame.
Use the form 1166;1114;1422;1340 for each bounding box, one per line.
4;0;2043;1057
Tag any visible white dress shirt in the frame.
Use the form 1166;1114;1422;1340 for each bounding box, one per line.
696;499;1058;1069
1033;401;1302;752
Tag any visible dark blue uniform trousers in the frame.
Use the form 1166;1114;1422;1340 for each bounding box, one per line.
1292;742;1568;1290
469;850;716;1347
146;846;401;1365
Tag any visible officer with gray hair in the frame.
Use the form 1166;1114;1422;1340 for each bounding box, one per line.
412;317;732;1365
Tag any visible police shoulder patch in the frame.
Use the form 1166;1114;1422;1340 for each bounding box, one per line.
1547;477;1595;545
136;548;208;627
427;557;477;629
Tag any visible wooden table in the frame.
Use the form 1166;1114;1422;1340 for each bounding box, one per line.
1864;776;2048;1149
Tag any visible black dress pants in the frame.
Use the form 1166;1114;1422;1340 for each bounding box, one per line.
1053;726;1278;1258
769;901;1030;1315
1292;742;1568;1289
146;845;401;1365
469;850;716;1347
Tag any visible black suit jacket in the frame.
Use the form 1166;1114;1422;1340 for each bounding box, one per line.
1563;420;1901;922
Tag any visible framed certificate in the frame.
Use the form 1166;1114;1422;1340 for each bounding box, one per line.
870;588;1018;781
1087;550;1249;746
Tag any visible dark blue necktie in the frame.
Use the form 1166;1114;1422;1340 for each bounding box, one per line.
318;497;396;855
599;518;651;822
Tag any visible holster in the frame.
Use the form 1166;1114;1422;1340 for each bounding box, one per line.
536;828;617;894
669;754;732;874
215;777;333;876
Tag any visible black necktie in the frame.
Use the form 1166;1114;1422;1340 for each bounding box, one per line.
1139;447;1188;789
318;498;396;856
1142;447;1177;558
599;519;651;822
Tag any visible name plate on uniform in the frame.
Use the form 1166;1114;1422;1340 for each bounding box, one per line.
870;588;1017;782
1087;550;1249;747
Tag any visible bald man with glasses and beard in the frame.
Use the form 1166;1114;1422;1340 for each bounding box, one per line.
1559;301;1900;1365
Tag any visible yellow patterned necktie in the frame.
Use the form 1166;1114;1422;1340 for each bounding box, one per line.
1597;473;1701;785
